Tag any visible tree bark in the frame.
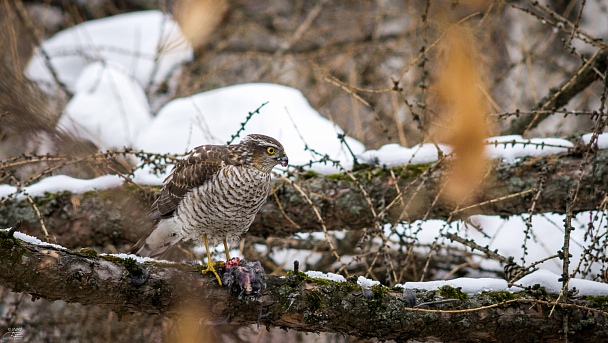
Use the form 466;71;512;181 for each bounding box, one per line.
1;147;607;249
1;231;607;342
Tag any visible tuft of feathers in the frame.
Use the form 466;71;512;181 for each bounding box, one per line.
221;258;266;299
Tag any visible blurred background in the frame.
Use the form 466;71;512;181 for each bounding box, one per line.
1;0;607;342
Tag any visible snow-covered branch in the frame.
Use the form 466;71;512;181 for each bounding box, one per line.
2;147;607;249
1;230;607;342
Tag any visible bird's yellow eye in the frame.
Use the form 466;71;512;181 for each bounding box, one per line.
266;147;276;155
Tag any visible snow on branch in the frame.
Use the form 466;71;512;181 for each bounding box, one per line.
1;230;608;342
2;145;607;248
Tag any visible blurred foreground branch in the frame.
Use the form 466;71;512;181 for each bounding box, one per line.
1;231;607;342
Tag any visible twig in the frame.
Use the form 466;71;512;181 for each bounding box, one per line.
12;0;71;97
450;189;537;215
227;102;268;145
251;0;327;80
270;185;300;229
444;232;512;264
24;192;49;238
278;175;349;277
550;61;608;318
523;49;604;135
521;169;546;266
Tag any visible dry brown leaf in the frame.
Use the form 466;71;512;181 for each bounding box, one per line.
431;23;490;204
174;0;229;51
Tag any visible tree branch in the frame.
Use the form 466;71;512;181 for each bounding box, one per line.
503;50;608;135
2;147;607;249
1;231;607;342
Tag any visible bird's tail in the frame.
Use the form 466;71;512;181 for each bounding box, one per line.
130;219;182;259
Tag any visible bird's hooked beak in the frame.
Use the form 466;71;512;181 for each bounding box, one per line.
277;155;288;167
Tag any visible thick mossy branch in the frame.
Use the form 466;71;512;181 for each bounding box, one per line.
1;233;608;342
2;148;608;249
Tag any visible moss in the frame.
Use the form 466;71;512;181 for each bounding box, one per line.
78;247;99;258
35;191;73;207
298;170;320;180
371;284;390;298
0;231;27;264
100;255;126;264
404;163;431;176
306;290;324;310
483;290;518;303
285;270;317;284
121;257;141;276
438;285;468;300
100;254;179;269
81;190;98;199
339;280;362;294
285;271;363;291
579;295;608;309
102;255;145;277
325;163;432;183
361;284;390;312
326;173;351;181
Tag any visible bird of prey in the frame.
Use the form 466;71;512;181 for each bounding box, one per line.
130;134;288;284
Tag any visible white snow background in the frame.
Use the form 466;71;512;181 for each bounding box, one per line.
4;10;608;295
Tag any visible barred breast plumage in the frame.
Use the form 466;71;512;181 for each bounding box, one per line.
178;165;271;246
130;134;288;271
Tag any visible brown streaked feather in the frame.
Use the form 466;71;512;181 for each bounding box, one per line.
148;145;240;220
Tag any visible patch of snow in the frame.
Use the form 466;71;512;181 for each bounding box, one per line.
303;271;382;288
132;169;166;186
305;270;347;283
401;277;508;295
26;10;192;93
357;143;451;167
582;132;608;149
0;185;17;199
357;135;575;168
401;269;608;296
30;175;122;198
357;276;381;288
59;62;152;149
1;228;65;250
485;135;573;163
513;269;608;296
393;211;601;278
135;83;365;173
0;175;124;200
102;253;175;264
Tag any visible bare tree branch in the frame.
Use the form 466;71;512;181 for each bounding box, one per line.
2;146;607;249
1;231;608;342
503;50;608;135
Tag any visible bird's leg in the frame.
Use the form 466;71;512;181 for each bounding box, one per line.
223;239;231;261
202;234;223;286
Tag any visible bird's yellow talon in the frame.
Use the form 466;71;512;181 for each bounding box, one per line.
202;260;223;286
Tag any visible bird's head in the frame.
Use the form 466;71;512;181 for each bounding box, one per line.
240;134;288;172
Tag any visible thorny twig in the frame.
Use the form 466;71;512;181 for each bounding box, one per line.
277;174;350;277
521;168;547;266
550;61;608;320
227;102;269;145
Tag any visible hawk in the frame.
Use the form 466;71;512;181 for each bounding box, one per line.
131;134;288;284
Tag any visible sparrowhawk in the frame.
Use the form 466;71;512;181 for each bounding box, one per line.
130;134;288;284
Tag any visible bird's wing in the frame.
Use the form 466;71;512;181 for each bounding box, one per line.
148;145;232;219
